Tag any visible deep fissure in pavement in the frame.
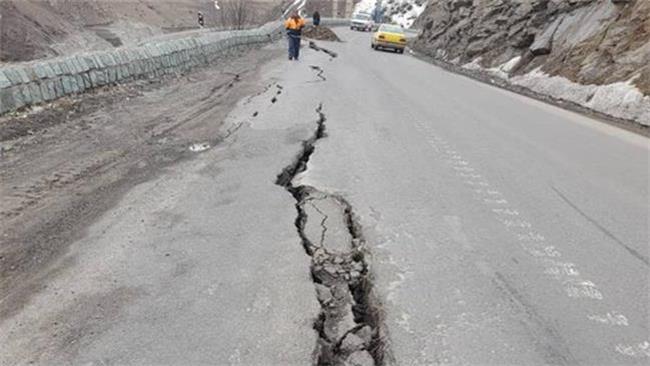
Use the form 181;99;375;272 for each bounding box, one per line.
309;65;326;82
309;41;338;59
275;105;387;366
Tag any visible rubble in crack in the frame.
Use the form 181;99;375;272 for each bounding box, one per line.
275;105;388;366
305;192;384;366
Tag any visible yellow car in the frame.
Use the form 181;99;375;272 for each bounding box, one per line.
371;24;407;53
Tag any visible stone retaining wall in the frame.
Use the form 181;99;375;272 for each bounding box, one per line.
0;19;348;115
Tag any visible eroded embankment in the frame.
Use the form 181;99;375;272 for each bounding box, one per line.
275;105;389;366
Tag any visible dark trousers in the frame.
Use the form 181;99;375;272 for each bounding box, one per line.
288;34;301;59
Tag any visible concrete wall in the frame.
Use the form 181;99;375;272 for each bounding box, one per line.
0;18;348;115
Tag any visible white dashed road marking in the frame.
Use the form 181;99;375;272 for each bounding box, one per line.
412;119;649;359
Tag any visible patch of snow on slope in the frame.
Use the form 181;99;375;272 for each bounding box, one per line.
488;56;521;79
462;57;483;71
511;68;650;125
354;0;377;13
390;1;428;28
354;0;428;28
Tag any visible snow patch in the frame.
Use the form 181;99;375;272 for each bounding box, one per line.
487;56;521;79
511;69;650;125
458;59;649;125
189;143;211;152
391;1;427;28
354;0;427;28
462;57;483;71
499;56;521;73
354;0;377;14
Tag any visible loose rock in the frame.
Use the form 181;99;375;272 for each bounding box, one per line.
302;26;341;42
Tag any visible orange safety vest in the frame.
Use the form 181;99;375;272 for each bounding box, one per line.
285;17;306;32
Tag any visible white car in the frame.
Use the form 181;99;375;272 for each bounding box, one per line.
350;13;374;32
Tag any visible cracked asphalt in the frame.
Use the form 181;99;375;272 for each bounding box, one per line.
295;30;649;365
1;28;649;365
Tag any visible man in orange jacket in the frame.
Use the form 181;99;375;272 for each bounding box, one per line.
285;11;306;61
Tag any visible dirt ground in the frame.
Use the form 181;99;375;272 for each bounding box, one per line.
0;44;283;322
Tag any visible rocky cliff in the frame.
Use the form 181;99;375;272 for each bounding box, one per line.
413;0;649;123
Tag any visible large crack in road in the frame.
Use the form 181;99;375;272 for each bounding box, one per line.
275;105;389;366
309;41;339;60
309;65;326;83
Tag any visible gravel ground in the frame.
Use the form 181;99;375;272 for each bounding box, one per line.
0;44;283;323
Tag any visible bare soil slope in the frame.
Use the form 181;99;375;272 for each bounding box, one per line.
0;0;283;62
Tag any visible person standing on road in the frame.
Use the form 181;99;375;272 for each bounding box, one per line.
285;11;305;61
313;10;321;27
198;11;205;28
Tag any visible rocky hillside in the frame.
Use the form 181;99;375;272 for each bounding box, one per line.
413;0;649;99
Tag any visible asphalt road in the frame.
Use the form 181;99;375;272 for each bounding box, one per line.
299;29;649;365
1;29;648;365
